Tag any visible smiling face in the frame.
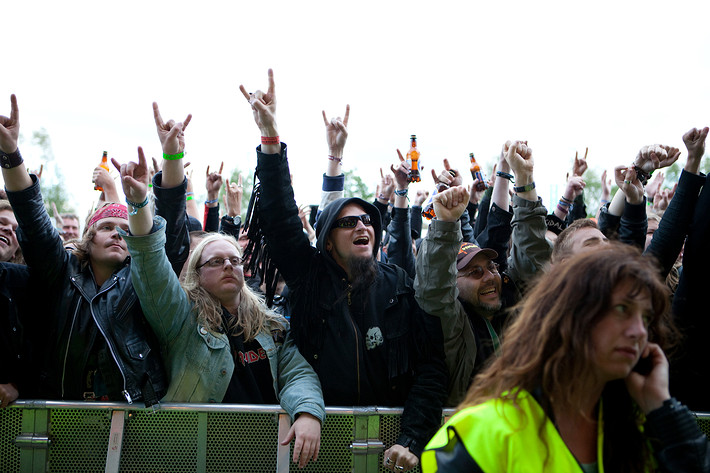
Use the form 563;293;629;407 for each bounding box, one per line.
0;209;19;263
456;253;503;317
61;217;80;241
326;203;376;272
590;278;651;383
197;239;245;307
88;218;129;269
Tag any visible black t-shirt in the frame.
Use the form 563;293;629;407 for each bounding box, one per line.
223;332;278;404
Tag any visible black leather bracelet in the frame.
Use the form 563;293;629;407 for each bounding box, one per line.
0;148;23;169
513;181;535;193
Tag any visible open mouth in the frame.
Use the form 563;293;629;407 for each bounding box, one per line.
480;287;497;296
0;235;9;245
353;236;370;246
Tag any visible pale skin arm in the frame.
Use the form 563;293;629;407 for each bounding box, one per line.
323;105;349;176
223;175;243;218
152;102;192;188
625;343;671;414
391;150;411;209
505;141;537;201
553;175;585;220
432;186;470;222
239;69;279;153
492;143;512;210
0;95;33;191
185;169;201;221
0;383;19;408
682;126;708;175
205;162;224;209
280;412;321;468
93;165;120;203
112;147;153;236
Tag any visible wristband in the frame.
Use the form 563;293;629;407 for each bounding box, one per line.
394;188;409;198
205;198;218;205
557;200;571;208
556;204;570;214
261;136;280;145
186;195;194;201
163;151;184;161
126;196;150;216
328;155;343;165
0;148;23;169
559;195;573;204
601;199;610;204
495;171;514;182
633;165;652;186
186;191;194;196
377;193;388;201
513;181;536;193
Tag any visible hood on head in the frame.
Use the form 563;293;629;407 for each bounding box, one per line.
315;197;382;258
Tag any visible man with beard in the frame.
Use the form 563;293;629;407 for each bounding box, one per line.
415;141;551;406
241;70;447;472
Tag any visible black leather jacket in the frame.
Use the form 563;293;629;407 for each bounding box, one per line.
7;175;167;406
256;144;447;456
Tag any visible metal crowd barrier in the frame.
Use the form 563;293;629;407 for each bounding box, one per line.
1;401;709;473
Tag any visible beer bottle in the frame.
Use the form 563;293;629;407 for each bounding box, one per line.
421;182;450;220
95;151;110;191
470;153;487;192
407;135;421;183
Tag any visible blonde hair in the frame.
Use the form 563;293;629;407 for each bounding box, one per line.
182;233;286;341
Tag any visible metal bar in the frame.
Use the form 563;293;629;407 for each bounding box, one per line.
276;413;291;473
196;412;207;473
104;410;125;473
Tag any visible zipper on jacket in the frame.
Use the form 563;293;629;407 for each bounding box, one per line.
87;275;132;404
345;283;361;403
61;298;83;399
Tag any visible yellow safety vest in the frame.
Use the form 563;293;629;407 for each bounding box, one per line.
422;390;605;473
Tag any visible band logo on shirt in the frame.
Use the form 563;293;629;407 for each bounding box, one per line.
237;348;268;366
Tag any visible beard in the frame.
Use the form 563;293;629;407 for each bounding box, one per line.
348;255;378;294
476;300;503;318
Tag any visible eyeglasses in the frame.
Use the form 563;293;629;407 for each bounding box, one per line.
333;214;372;229
196;256;243;269
457;261;499;279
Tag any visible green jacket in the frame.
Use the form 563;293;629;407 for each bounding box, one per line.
122;217;325;422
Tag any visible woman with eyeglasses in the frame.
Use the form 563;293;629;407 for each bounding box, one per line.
114;148;325;468
421;243;709;473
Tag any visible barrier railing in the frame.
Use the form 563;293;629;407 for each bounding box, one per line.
2;401;709;473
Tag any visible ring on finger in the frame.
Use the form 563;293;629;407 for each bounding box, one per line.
385;457;392;465
624;180;631;184
395;466;404;471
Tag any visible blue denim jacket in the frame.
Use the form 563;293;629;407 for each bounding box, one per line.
121;217;325;422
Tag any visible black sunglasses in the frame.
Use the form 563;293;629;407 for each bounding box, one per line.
333;214;372;229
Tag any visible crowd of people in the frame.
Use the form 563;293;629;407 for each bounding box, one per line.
1;68;709;471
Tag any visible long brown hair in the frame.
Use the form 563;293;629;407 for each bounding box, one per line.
460;243;679;472
182;233;286;341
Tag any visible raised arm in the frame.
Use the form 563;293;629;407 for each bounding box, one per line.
150;102;193;273
0;95;32;192
319;106;349;213
504;141;551;285
645;127;709;277
240;69;314;287
384;150;415;277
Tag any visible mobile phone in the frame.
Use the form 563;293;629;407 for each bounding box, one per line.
632;355;653;376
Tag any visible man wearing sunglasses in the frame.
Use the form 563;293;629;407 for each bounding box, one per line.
242;70;447;472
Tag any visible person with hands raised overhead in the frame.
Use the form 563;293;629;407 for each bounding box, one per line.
1;95;167;406
203;162;224;232
415;141;552;405
381;149;415;277
422;243;708;473
149;102;198;275
318;105;350;215
115;146;325;469
242;69;447;472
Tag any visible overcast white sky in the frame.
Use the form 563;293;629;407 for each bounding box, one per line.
3;0;710;219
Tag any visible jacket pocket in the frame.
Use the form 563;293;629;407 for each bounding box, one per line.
126;340;152;361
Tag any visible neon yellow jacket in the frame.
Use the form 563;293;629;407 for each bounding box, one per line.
422;390;603;473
